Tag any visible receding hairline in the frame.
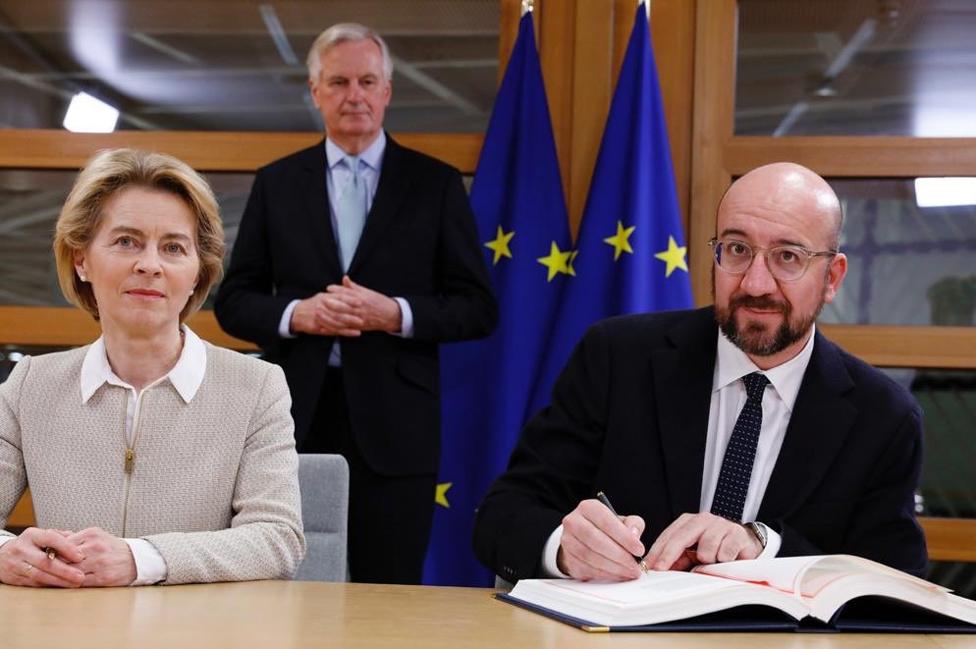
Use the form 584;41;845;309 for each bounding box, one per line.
717;162;844;249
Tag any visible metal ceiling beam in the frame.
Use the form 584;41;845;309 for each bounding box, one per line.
391;55;480;116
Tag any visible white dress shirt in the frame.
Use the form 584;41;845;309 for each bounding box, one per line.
277;132;415;350
541;325;818;577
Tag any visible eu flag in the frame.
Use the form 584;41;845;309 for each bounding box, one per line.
529;2;693;414
423;11;573;586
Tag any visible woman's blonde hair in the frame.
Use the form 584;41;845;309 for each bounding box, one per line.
53;148;224;322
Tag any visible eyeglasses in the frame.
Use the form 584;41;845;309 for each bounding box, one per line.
708;238;837;282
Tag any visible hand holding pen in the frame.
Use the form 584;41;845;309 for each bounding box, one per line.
596;492;650;573
556;492;648;582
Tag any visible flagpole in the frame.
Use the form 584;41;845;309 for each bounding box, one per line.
521;0;534;16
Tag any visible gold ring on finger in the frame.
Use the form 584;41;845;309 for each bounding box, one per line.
24;562;34;574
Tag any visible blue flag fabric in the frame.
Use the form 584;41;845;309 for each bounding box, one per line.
529;3;694;415
423;12;573;586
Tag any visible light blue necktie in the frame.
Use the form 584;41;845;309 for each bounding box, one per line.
336;155;367;272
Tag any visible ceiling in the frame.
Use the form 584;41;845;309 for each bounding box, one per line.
0;0;500;132
736;0;976;135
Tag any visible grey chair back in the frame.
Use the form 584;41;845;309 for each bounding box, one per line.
293;453;349;581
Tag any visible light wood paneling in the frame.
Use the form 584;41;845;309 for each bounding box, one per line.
0;130;483;174
820;324;976;370
650;0;696;237
0;306;255;350
611;0;636;80
919;517;976;563
689;0;736;306
725;137;976;177
538;0;577;222
7;491;33;528
568;1;614;235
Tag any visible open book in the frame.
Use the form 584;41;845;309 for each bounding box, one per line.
499;555;976;632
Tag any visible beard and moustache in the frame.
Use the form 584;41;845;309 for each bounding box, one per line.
715;291;825;357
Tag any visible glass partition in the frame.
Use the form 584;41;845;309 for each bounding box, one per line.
816;178;976;327
0;169;253;307
0;0;499;132
736;0;976;136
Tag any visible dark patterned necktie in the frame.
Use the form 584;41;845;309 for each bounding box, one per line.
711;372;770;522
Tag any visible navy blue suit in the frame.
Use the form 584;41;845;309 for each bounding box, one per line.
216;135;497;583
473;307;926;583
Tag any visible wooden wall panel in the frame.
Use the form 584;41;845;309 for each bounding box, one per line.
650;0;696;238
568;1;614;234
537;0;577;223
726;137;976;177
920;517;976;562
0;307;255;350
7;492;34;529
498;0;523;83
689;0;736;306
0;130;483;174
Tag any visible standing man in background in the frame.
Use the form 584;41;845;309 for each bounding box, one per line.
216;23;497;584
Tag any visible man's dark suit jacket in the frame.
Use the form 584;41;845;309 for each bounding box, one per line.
473;307;927;582
215;135;497;476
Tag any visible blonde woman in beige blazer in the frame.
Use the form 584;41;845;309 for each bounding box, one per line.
0;149;305;587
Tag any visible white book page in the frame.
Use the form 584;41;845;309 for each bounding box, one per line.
801;555;948;595
541;570;737;608
694;555;963;624
693;556;820;596
509;570;809;626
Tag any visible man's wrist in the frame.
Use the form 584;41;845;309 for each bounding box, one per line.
743;521;767;549
387;297;403;333
279;299;300;338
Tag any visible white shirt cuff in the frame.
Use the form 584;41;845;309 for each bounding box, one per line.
0;535;13;548
541;524;571;578
391;297;414;338
755;523;782;559
124;538;168;586
278;300;300;338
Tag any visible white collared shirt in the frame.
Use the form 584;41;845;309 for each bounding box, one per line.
541;325;818;577
700;324;816;522
81;324;207;585
277;132;415;345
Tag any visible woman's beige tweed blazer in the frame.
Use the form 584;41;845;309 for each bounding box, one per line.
0;343;305;584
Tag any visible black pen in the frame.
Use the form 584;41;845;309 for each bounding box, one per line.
595;491;648;572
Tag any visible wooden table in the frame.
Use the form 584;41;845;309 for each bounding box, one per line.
0;581;972;648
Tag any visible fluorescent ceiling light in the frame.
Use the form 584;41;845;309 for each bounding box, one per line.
914;177;976;208
63;92;119;133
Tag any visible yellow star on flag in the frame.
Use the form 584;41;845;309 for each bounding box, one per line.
537;241;572;282
484;226;514;265
435;482;452;508
603;221;636;261
567;250;579;276
654;235;689;277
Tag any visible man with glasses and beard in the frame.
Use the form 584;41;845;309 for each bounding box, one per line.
474;162;927;585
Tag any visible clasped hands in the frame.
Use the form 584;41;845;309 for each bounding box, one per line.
0;527;136;588
290;276;402;337
556;499;764;582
